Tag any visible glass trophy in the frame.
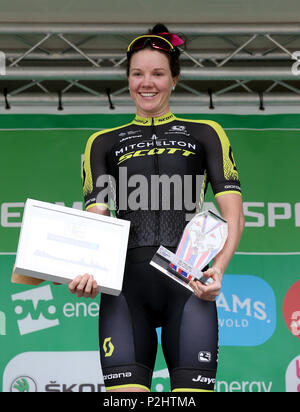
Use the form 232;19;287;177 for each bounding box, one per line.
150;210;228;291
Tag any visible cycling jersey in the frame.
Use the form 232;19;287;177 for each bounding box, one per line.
82;112;241;392
83;111;241;250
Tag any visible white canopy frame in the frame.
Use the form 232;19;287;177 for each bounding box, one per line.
0;23;299;110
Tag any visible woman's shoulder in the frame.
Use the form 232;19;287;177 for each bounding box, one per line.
174;115;223;130
85;120;135;146
173;115;227;140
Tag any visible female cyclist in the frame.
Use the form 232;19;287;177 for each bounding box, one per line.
68;24;245;393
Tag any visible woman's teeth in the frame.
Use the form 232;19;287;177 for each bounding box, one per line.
140;93;157;97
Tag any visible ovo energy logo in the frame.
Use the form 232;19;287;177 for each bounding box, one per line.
103;337;115;357
11;285;99;336
0;51;6;75
11;285;59;335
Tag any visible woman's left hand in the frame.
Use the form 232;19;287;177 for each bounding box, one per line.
189;267;223;302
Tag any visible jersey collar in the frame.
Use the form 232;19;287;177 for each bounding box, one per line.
133;111;176;126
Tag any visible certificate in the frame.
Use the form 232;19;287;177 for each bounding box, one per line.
14;199;130;296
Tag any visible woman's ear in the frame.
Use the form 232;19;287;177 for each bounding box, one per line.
172;76;179;90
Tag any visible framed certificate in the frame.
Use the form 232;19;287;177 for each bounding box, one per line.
14;199;130;296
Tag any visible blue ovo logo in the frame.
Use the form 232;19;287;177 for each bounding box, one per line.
217;275;276;346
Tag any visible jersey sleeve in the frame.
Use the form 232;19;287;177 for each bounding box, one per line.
82;130;111;211
201;120;242;198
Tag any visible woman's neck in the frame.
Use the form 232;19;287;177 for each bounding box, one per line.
136;107;171;119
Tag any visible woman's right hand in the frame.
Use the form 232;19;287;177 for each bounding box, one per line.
68;273;99;299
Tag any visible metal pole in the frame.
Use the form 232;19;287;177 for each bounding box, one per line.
2;93;300;107
0;23;299;35
1;67;297;80
4;51;295;61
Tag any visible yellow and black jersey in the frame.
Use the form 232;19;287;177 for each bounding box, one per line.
83;111;241;249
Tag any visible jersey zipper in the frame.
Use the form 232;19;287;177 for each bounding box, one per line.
151;117;160;245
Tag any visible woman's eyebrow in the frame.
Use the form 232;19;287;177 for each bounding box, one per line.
131;67;167;71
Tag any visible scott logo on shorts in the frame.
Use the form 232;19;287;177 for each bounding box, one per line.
103;337;115;357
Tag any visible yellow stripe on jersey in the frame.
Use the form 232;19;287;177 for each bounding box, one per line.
83;122;133;197
85;202;110;211
215;190;242;198
105;384;151;392
174;117;240;182
204;120;239;182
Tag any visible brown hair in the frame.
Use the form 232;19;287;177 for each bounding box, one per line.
126;24;181;78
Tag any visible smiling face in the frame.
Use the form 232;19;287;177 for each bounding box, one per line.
128;48;178;118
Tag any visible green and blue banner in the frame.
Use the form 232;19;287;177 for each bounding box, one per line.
0;112;299;392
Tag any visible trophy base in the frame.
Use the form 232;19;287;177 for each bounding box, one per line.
150;246;214;292
150;251;194;292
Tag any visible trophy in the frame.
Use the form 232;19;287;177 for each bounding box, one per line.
150;210;228;291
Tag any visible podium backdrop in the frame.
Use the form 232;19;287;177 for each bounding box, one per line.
0;112;299;392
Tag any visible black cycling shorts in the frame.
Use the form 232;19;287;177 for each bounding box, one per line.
99;247;219;392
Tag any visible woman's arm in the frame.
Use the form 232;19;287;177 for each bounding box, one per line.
189;193;245;301
212;193;245;275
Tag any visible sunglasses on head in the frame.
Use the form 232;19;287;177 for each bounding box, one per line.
127;35;175;56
